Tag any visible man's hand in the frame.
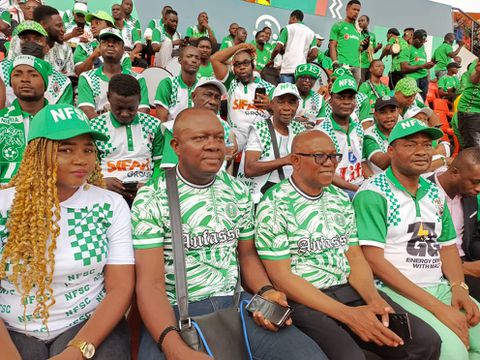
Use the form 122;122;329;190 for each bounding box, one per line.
104;177;135;199
451;286;480;327
252;290;292;332
423;61;435;69
457;40;464;47
253;93;270;111
238;43;257;57
432;302;470;348
49;346;83;360
342;305;404;347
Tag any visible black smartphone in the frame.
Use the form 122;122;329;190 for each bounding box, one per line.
378;313;412;340
254;87;266;100
123;182;138;191
245;294;292;327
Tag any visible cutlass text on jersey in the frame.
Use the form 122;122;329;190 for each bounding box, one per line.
183;227;240;249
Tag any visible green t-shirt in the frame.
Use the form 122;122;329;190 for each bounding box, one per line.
438;75;460;92
185;25;214;39
316;52;333;71
398;44;428;79
358;80;391;114
197;62;214;78
220;35;234;50
131;168;255;304
391;37;410;73
255;46;271;71
360;31;377;69
458;60;480;113
154;75;197;121
433;42;453;71
329;21;361;67
255;179;358;290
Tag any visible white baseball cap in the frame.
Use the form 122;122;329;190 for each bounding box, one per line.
404;106;433;119
194;77;227;97
315;34;325;40
272;82;301;100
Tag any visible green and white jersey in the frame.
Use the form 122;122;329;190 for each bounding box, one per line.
77;66;149;114
154;75;197;121
0;59;73;106
0;99;46;184
322;92;373;124
353;167;457;287
197;62;214;79
296;89;324;124
90;112;163;183
458;60;480;113
438;75;460;91
131;168;255;305
277;22;316;74
358;81;391;114
315;115;365;185
222;72;274;150
433;42;453;71
398;44;428;80
119;20;144;50
124;15;142;35
255;46;271;72
256;179;358;289
329;21;361;67
64;23;93;46
363;124;389;174
73;41;132;70
241;119;306;203
0;185;134;340
185;25;214;39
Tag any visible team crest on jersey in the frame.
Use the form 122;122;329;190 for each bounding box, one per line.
225;203;238;218
52;80;60;94
334;213;346;227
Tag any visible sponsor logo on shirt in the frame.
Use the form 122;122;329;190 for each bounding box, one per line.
232;99;257;111
405;221;441;269
338;162;362;182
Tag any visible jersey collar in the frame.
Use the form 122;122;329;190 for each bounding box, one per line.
385;166;429;200
176;166;216;189
329;115;357;135
374;124;388;140
177;74;198;89
95;66;130;81
10;98;48;118
109;112;139;128
289;178;324;201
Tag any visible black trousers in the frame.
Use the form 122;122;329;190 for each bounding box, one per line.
458;111;480;149
389;71;404;90
290;283;442;360
466;274;480;302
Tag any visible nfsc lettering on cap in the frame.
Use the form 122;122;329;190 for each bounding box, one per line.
50;108;88;123
339;78;355;87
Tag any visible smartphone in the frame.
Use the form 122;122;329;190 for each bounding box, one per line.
254;87;266;100
378;313;412;340
123;182;138;191
245;294;292;327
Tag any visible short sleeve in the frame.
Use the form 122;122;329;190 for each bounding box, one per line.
438;76;447;90
353;190;388;247
329;22;340;42
106;195;135;264
77;75;95;108
73;45;88;65
57;82;74;105
322;56;333;70
238;190;255;241
277;28;288;45
132;27;143;45
309;36;317;49
245;125;263;152
221;71;235;89
151;126;164;164
154;77;173;108
359;97;373;123
185;26;193;37
398;46;410;64
358;82;370;97
138;76;150;109
438;199;458;244
363;136;382;159
152;27;165;45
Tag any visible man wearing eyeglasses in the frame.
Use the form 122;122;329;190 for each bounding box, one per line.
255;129;442;360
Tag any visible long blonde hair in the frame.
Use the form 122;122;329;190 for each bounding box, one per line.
0;138;104;328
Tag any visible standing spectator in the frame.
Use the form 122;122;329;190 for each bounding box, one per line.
358;14;382;83
90;74;163;207
211;43;273;150
380;28;408;89
256;129;442;360
196;36;214;78
329;0;362;84
155;45;200;121
294;63;324;126
219;26;247;50
185;11;217;46
243;83;306;202
358;59;390;115
457;59;480;148
403;27;415;45
121;0;141;37
355;118;480;359
0;54;49;184
438;62;461;101
220;22;238;49
433;33;464;80
399;29;435;101
316;76;369;197
269;9;317;84
254;30;271;72
77;28;149;119
315;34;333;77
63;1;91;46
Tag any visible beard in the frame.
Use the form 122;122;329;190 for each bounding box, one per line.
17;93;44;102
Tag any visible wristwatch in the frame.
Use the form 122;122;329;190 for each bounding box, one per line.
451;281;469;292
67;339;95;359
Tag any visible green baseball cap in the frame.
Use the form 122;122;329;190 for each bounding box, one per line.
394;77;422;96
9;54;51;88
332;67;353;79
99;27;124;42
28;104;108;142
86;11;114;26
13;20;48;37
331;76;357;94
388;118;443;144
295;63;321;80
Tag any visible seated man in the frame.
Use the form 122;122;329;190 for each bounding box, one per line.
358;59;390;115
89;74;163;207
132;108;327;360
243;83;306;203
438;62;461;102
354;118;480;359
429;147;480;301
185;11;217;46
255;129;442;360
63;1;92;46
294;63;325;127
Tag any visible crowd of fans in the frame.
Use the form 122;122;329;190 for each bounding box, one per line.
0;0;480;359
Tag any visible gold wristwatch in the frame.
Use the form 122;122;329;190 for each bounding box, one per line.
451;281;469;292
67;339;95;359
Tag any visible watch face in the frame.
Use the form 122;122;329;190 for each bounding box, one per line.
84;344;95;359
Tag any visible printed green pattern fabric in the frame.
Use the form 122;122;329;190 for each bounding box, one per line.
131;169;255;304
255;180;357;289
371;173;401;226
253;119;306;159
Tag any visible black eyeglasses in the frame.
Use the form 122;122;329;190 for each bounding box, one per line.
233;60;252;68
294;153;343;164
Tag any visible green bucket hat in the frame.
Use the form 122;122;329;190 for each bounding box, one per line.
86;11;114;26
331;76;357;94
13;20;48;37
388;118;443;144
295;63;321;80
9;54;51;89
28;104;108;142
394;77;422;97
332;67;353;79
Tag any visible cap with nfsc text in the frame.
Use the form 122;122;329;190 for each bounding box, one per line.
28;104;108;142
331;76;357;94
388;118;443;144
272;82;301;99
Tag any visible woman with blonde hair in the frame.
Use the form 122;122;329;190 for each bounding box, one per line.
0;104;135;360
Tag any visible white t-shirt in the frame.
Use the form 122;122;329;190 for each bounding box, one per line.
0;185;134;340
277;22;316;74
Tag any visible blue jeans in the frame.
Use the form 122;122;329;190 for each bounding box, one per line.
279;73;295;84
138;292;327;360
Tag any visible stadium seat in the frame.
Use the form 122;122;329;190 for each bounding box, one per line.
426;82;439;107
433;98;453;118
141;67;172;106
132;67;145;74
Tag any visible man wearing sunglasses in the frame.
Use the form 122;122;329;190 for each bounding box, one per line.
255;129;441;360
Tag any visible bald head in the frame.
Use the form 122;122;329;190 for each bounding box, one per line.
292;130;335;154
174;108;223;138
451;147;480;171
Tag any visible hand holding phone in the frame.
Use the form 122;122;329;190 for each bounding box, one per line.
245;294;292;328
